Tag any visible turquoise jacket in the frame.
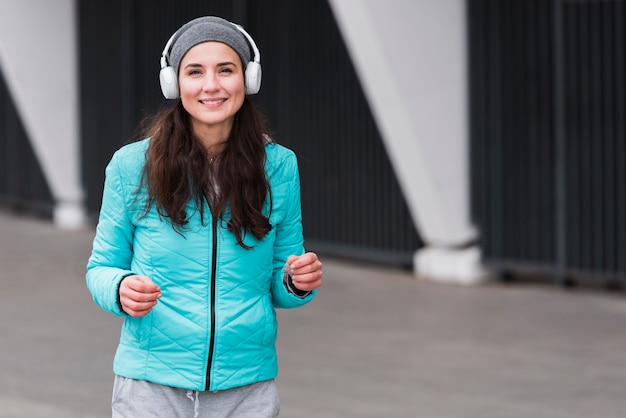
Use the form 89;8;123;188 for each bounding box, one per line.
86;138;315;391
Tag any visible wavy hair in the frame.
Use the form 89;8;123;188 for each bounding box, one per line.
137;98;272;249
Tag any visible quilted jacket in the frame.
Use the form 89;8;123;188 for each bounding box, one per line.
86;138;316;391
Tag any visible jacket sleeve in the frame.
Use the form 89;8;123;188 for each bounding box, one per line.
270;152;317;309
86;152;136;316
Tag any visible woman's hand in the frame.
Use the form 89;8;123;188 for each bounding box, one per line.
285;252;323;292
119;275;162;317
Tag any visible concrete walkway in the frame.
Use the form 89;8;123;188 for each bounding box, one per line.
1;210;626;417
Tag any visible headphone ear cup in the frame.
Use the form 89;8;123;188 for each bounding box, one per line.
245;61;262;95
159;66;179;99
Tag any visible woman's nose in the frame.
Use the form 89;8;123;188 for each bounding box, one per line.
202;73;219;91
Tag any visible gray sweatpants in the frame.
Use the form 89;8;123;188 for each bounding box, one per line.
112;375;280;418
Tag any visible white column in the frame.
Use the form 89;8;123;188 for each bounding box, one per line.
0;0;85;229
328;0;487;283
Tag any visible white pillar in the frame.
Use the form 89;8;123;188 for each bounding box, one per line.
328;0;487;283
0;0;85;229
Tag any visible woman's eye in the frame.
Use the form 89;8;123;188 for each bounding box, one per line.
219;67;233;74
188;69;201;76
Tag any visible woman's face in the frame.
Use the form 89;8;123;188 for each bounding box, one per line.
178;41;246;139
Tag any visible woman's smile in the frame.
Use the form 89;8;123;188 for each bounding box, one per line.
199;98;227;107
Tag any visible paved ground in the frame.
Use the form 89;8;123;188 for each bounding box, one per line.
1;210;626;417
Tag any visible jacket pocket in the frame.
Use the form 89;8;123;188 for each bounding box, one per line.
261;296;277;347
121;315;152;350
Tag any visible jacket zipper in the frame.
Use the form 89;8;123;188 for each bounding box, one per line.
205;216;218;390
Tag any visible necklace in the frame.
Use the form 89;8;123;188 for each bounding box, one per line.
207;153;220;163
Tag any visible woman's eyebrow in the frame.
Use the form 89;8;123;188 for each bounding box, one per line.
183;61;238;69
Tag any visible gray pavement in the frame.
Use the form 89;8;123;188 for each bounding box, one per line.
1;210;626;417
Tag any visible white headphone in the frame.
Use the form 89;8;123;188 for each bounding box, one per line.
159;20;262;99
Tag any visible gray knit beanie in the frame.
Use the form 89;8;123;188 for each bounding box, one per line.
169;16;251;75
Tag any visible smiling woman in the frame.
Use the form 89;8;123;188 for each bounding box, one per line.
85;15;323;418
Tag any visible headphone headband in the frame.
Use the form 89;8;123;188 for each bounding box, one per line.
232;23;261;66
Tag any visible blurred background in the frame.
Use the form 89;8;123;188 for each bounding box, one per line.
1;1;626;417
2;0;625;287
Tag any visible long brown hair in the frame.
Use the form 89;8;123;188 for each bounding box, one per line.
138;98;272;249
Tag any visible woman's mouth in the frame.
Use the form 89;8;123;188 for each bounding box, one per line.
200;98;226;106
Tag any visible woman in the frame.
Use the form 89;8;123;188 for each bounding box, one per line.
86;16;323;417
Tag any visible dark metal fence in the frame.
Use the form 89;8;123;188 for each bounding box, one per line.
470;0;626;285
0;73;52;217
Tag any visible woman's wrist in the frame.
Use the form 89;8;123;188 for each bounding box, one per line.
283;272;312;298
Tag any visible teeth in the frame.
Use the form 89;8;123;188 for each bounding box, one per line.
202;99;223;105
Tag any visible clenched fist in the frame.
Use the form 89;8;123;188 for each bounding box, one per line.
119;275;162;317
